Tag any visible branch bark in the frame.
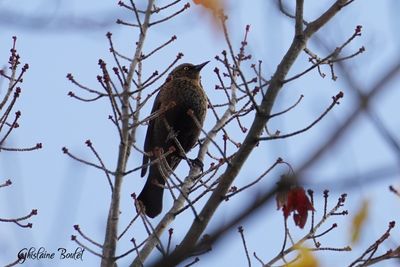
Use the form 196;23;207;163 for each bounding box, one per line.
101;0;155;266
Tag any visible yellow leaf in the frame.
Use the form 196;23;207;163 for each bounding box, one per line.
286;246;319;267
193;0;223;12
350;200;369;244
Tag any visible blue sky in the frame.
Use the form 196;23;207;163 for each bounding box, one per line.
1;0;400;266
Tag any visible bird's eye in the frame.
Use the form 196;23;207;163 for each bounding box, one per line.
183;66;189;71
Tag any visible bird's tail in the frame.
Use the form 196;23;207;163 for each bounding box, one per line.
137;170;165;218
137;156;181;218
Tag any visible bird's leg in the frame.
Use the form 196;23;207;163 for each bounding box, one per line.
162;117;180;142
166;128;179;141
162;118;203;172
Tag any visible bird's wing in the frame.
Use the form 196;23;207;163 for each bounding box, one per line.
141;93;161;177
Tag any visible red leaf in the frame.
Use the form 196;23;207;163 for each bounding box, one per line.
277;187;314;229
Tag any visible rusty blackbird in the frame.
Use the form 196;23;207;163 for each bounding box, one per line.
137;62;209;218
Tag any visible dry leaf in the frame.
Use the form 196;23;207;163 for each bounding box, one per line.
350;199;369;244
277;186;314;229
193;0;223;12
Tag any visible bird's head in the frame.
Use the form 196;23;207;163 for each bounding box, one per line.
167;61;209;81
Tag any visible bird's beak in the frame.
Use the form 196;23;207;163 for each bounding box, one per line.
193;61;210;72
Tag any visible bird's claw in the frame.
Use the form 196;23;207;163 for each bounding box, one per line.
189;158;204;172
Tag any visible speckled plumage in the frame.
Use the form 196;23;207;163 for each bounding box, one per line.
137;62;208;218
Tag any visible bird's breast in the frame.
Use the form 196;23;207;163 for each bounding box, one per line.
161;78;207;120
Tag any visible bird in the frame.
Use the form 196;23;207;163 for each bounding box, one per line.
137;61;209;218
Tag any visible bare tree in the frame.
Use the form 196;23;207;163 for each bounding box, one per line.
62;0;400;266
0;37;40;267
